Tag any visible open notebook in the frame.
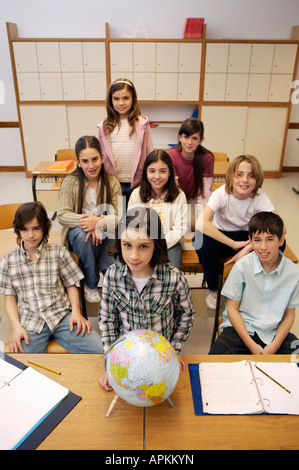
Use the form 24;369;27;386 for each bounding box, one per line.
189;360;299;415
0;357;80;450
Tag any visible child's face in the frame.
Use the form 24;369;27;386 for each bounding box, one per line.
232;161;257;200
77;147;103;184
19;216;43;252
147;160;170;196
250;230;284;269
111;87;133;118
121;227;155;278
179;131;201;159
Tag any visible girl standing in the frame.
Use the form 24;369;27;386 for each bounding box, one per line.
97;78;153;207
128;149;188;269
168;118;214;229
58;135;122;303
194;154;285;309
98;207;195;391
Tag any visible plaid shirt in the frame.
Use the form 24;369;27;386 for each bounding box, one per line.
99;263;195;354
0;240;84;333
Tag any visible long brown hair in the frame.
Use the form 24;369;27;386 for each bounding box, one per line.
176;118;212;199
103;78;140;137
139;149;179;203
73;135;112;213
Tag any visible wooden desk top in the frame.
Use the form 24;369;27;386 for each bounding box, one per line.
145;355;299;450
31;161;76;176
7;354;299;450
8;354;143;450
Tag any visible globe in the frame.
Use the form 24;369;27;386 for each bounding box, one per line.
106;329;180;407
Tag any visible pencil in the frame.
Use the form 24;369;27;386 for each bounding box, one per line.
28;360;61;375
255;365;291;393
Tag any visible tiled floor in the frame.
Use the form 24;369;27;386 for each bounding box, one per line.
0;171;299;354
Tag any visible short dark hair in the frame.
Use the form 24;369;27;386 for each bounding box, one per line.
248;211;284;239
108;207;169;267
13;201;51;246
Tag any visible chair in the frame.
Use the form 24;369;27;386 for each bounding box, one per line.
211;152;228;191
55;149;76;162
0;203;22;230
213;152;229;162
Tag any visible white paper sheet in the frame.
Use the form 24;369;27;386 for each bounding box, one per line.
0;367;69;450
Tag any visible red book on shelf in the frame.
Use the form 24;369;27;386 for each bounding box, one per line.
183;18;205;39
46;160;74;172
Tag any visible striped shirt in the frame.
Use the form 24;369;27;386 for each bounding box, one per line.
0;240;84;333
111;119;136;182
99;262;195;354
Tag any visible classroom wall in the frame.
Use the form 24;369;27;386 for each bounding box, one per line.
1;0;299;168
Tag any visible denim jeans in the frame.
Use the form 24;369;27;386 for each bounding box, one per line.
120;182;132;212
209;327;298;355
168;243;182;270
21;313;103;353
68;226;115;289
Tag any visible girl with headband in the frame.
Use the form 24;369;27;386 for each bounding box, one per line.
97;78;153;209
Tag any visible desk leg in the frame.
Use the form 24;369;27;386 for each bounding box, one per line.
32;175;37;201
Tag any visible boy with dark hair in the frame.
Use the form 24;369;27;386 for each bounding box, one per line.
0;201;103;353
209;211;299;355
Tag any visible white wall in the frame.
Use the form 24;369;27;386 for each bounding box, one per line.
1;0;299;167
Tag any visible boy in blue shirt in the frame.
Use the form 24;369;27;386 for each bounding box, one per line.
209;211;299;355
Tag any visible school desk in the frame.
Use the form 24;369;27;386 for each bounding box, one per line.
145;354;299;451
31;160;77;202
7;353;144;450
6;353;299;450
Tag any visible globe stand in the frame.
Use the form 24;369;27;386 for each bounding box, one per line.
105;393;174;418
105;393;119;418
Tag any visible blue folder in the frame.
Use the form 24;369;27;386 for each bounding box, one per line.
188;363;207;416
3;354;81;450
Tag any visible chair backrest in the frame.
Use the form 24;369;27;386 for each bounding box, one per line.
214;152;228;162
55;149;76;161
0;203;22;230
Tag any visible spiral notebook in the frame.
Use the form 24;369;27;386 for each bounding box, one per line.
189;361;299;415
0;355;81;450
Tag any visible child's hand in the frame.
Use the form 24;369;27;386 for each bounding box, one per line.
98;371;113;391
230;239;250;252
177;354;186;373
10;326;29;353
79;213;98;232
69;311;92;336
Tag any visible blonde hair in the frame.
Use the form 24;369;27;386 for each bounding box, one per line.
225;155;264;197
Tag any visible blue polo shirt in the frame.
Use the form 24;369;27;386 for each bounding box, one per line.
220;251;299;344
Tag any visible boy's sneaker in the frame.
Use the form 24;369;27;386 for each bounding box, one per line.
205;289;218;309
84;285;101;303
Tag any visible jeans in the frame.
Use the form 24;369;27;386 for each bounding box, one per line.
168;243;182;270
68;226;115;289
209;327;298;355
21;313;104;353
120;182;132;212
